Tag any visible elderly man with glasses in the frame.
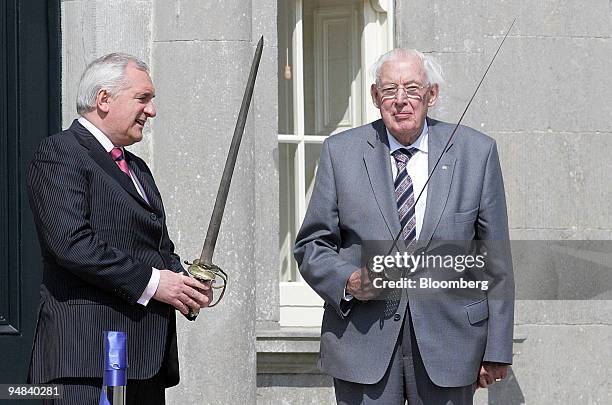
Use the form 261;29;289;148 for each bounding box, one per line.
294;49;514;404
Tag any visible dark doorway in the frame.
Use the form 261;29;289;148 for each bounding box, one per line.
0;0;61;386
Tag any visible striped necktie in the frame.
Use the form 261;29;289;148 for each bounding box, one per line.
382;147;417;317
392;148;417;248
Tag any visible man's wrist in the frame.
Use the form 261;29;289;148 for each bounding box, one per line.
137;268;160;306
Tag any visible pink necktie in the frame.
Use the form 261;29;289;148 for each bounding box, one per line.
110;147;131;177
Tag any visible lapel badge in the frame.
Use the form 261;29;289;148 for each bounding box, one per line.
442;165;448;170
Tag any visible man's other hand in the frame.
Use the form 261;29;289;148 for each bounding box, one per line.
346;267;383;301
477;362;509;389
153;269;212;314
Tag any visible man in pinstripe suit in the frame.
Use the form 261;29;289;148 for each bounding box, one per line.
27;53;211;404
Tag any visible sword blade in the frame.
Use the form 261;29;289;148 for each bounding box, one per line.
386;19;516;256
199;36;264;265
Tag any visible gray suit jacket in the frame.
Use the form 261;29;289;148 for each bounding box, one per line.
294;118;514;387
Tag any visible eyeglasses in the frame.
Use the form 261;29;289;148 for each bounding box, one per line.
377;83;430;101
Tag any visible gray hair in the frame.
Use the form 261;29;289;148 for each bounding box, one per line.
76;53;149;115
369;48;445;87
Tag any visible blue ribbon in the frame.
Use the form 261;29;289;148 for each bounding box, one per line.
99;389;111;405
102;331;128;387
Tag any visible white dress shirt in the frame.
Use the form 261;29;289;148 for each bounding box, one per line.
78;116;160;306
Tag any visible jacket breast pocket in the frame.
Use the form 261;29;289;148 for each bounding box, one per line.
435;208;478;240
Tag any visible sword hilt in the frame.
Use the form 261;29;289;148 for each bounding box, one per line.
183;259;228;320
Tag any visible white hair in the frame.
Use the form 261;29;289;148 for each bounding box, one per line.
369;48;445;88
76;53;149;115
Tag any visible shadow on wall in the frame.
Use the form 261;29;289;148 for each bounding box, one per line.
488;367;525;405
257;373;333;388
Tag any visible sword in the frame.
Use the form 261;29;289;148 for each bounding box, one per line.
380;19;516;278
184;36;264;319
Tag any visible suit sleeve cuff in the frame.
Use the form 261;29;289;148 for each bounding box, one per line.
137;267;160;306
343;285;354;301
338;280;355;316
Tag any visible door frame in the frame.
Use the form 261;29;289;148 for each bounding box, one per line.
0;0;61;384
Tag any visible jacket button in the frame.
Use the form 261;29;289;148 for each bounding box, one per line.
150;212;158;221
393;313;401;321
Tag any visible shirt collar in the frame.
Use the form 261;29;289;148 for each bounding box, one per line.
78;116;119;153
386;120;429;154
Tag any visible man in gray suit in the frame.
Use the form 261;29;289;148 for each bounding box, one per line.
294;49;514;404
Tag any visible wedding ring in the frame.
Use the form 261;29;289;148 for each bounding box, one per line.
495;378;502;382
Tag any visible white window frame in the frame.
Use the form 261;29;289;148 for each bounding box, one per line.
279;0;394;327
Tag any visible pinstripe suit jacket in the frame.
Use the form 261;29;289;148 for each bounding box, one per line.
27;120;183;386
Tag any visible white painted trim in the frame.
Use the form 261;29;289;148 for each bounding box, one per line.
280;282;324;305
387;0;395;51
278;134;328;143
295;141;306;234
292;0;307;244
280;306;324;327
370;0;391;13
350;7;362;131
280;282;324;327
278;0;395;327
292;0;305;139
362;0;394;123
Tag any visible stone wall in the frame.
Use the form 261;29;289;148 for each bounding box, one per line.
397;1;612;403
61;0;278;403
59;0;611;403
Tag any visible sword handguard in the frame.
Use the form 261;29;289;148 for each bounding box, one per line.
183;259;228;320
187;259;221;281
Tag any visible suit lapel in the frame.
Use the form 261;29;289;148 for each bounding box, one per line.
70;120;152;209
363;120;404;242
419;118;456;244
126;153;163;214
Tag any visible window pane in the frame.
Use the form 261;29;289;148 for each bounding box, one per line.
304;1;362;136
279;143;298;282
